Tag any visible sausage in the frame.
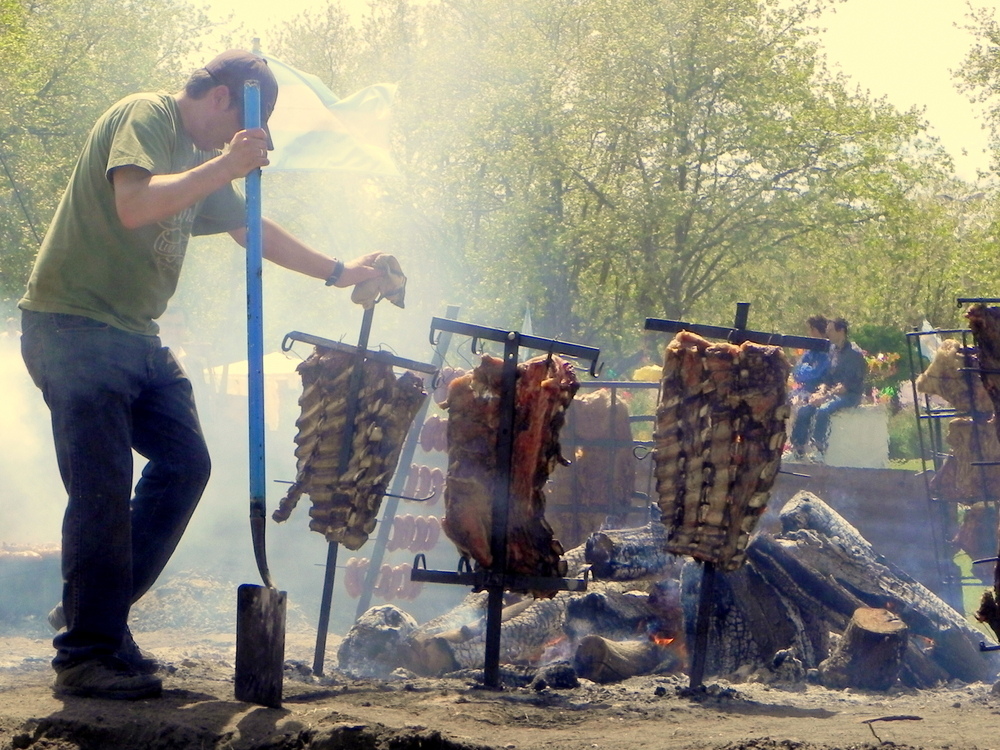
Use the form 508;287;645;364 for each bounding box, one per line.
410;515;429;552
373;563;394;599
424;515;441;550
416;465;433;497
419;415;439;453
343;556;362;598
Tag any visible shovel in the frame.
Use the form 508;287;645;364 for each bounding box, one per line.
234;80;287;709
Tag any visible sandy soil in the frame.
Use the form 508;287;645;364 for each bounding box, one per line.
2;624;1000;750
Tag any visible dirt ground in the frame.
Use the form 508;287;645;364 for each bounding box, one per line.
3;623;1000;750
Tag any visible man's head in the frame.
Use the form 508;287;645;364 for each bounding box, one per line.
806;314;828;339
827;317;849;346
184;50;278;150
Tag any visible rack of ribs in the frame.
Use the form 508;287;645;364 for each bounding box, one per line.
653;331;790;571
273;346;427;550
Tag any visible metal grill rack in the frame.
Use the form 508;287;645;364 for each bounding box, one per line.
903;297;1000;616
410;317;601;688
644;302;829;688
280;304;439;676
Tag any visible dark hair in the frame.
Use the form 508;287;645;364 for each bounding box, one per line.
831;317;849;334
184;68;242;110
806;314;828;334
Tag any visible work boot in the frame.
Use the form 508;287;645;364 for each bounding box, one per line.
48;603;158;674
118;627;160;675
54;655;162;700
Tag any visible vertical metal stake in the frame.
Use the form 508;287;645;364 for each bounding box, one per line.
312;305;376;676
483;331;520;688
688;561;716;689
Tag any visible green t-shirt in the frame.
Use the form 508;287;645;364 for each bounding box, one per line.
19;93;245;335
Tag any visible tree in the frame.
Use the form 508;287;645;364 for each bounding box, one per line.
0;0;211;303
384;0;943;359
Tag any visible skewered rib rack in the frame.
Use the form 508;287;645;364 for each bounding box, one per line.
645;302;828;688
410;317;601;688
281;304;438;676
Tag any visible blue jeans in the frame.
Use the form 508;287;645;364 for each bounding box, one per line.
789;394;860;453
20;310;211;669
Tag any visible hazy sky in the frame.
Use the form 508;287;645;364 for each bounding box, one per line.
206;0;1000;181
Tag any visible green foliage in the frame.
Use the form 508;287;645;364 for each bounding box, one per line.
6;0;1000;374
887;407;922;461
0;0;211;303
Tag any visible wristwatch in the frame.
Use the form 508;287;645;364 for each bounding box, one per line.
324;259;345;286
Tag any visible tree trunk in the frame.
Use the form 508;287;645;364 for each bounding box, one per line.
819;607;908;691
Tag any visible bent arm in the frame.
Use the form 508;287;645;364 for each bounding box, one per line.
112;158;241;229
112;128;269;229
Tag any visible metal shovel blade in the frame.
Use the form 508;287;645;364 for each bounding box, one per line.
235;583;287;708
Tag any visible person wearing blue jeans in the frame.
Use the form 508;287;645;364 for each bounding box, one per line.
18;50;385;700
788;317;867;462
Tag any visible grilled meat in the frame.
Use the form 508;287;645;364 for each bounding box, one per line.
273;346;426;550
441;353;579;592
653;331;790;571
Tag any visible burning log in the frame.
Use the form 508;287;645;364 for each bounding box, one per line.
273;347;427;550
400;491;993;687
584;519;677;581
573;635;675;684
441;353;579;591
654;331;790;571
402;539;683;677
701;492;994;687
818;607;908;691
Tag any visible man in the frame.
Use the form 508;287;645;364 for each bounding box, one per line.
787;317;867;462
18;50;385;700
788;314;830;404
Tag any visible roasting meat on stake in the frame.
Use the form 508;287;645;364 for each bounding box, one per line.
653;331;790;571
968;303;1000;437
273;347;427;550
442;354;579;593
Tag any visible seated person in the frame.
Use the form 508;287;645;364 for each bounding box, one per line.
787;317;867;462
789;314;830;406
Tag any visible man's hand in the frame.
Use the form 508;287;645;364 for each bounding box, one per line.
332;252;387;288
220;128;270;180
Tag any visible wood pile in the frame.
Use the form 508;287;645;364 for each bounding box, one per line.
380;492;995;689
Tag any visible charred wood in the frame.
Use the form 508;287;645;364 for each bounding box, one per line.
573;636;678;684
818;607;908;690
585;519;678;581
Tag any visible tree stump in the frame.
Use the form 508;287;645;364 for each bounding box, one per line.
819;607;908;690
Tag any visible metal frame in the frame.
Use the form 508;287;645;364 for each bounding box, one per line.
645;302;828;689
281;312;438;676
904;301;1000;617
411;317;600;688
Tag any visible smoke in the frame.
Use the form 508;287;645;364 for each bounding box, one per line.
0;172;474;637
0;305;65;548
